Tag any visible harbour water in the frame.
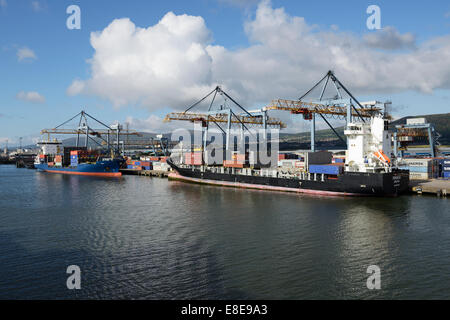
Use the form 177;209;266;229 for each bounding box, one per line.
1;164;449;299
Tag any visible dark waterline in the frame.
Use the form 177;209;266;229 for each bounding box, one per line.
0;165;449;299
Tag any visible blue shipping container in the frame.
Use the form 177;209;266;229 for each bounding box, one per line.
127;165;134;169
443;172;450;178
309;164;342;175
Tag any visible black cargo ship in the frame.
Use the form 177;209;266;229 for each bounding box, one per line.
167;160;410;197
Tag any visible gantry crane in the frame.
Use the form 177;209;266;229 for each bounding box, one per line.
394;118;439;158
263;70;387;151
164;86;286;151
40;111;141;155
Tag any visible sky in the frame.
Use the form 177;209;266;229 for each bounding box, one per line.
1;0;450;146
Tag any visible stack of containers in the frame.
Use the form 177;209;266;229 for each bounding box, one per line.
278;153;299;161
443;159;450;179
224;152;247;168
400;158;433;180
70;151;79;167
54;155;63;167
153;162;171;171
140;161;152;170
185;152;203;165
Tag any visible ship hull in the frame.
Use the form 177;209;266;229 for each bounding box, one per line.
167;161;410;197
35;160;122;177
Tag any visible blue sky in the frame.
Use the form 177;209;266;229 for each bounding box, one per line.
1;0;450;146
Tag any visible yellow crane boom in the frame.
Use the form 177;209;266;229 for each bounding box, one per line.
264;99;382;119
164;112;286;129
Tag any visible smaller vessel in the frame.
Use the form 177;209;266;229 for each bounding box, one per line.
34;140;122;177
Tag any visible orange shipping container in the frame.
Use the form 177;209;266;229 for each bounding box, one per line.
223;160;244;168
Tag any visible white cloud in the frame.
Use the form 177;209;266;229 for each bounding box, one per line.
363;26;416;50
16;91;45;103
68;0;450;114
68;13;214;109
17;47;37;62
125;114;191;133
0;0;7;9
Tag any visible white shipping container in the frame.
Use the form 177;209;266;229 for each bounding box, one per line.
153;162;170;171
402;158;433;167
409;172;430;180
279;159;297;168
406;117;427;125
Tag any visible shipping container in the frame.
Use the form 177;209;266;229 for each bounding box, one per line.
306;151;333;166
399;166;432;173
409;172;430;180
309;164;343;175
401;158;433;167
185;152;203;165
223;160;244;168
406;117;427;125
444;172;450;178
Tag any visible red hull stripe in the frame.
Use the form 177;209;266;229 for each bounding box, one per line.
168;172;361;197
43;170;122;177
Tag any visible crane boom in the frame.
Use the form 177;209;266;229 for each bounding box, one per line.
264;99;381;119
163;112;286;129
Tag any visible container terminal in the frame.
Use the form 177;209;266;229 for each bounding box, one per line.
8;71;449;196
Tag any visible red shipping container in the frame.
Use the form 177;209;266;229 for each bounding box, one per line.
70;150;80;155
140;161;151;166
150;157;160;161
278;154;286;160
